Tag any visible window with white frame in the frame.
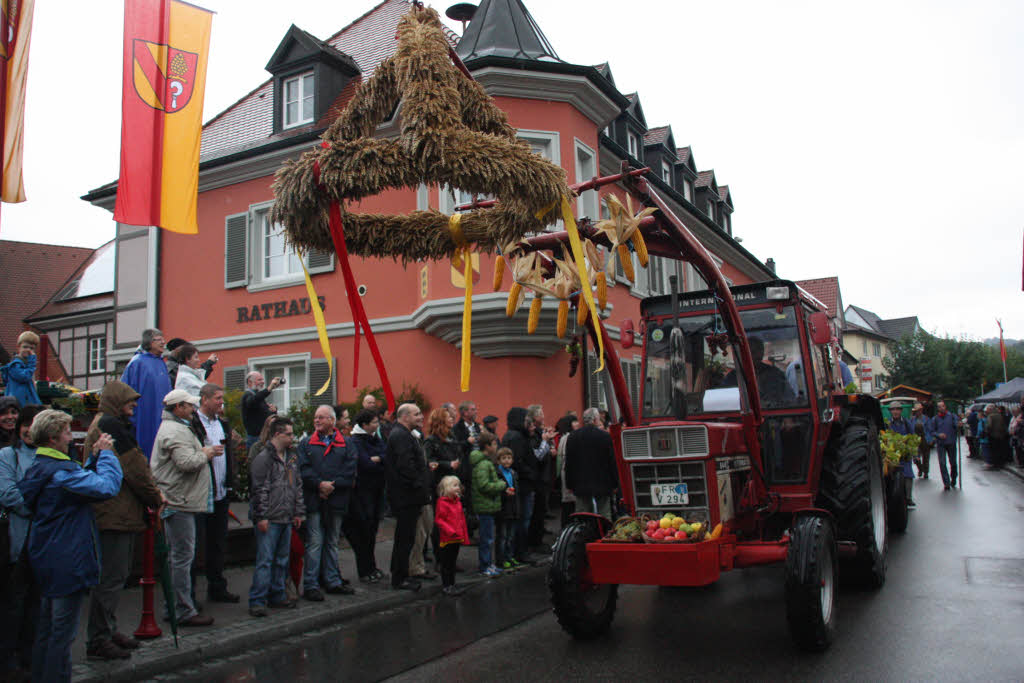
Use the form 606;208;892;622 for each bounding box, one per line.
873;343;881;357
575;139;598;220
253;361;308;413
88;336;105;373
648;256;667;295
723;214;730;235
862;340;868;354
627;132;639;158
682;179;693;202
256;205;303;281
283;72;314;129
706;200;715;220
661;161;672;185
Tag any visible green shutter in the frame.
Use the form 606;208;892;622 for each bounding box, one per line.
306;248;334;275
223;365;247;391
308;359;335;407
224;212;249;288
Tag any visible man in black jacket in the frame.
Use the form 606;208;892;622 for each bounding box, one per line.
525;404;555;547
191;383;238;603
502;407;544;563
384;403;430;591
241;372;283;448
298;406;357;600
565;408;619;519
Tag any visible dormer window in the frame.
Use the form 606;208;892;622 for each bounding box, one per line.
627;132;639;158
706;200;715;220
682;179;692;202
283;72;314;128
661;161;671;185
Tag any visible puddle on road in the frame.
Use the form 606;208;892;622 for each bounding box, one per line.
158;569;551;682
964;557;1024;587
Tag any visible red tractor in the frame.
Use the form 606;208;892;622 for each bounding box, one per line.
523;176;894;651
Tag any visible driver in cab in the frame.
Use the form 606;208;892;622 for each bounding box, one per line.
722;337;795;409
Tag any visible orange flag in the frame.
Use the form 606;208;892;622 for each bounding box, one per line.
114;0;212;234
0;0;35;204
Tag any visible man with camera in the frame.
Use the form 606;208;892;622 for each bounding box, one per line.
242;372;284;448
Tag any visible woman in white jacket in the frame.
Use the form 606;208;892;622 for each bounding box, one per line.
173;343;216;397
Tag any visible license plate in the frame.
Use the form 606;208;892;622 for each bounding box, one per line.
651;483;689;506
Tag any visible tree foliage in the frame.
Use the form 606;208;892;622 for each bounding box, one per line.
883;331;1024;400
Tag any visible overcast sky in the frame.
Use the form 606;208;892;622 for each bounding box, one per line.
2;0;1020;340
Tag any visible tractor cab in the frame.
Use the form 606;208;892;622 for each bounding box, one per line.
620;279;843;527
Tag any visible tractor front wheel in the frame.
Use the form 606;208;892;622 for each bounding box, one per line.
785;515;838;652
548;521;618;639
818;417;887;587
887;470;909;533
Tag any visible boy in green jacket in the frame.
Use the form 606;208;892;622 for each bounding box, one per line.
470;432;506;577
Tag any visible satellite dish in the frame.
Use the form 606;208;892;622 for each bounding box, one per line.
445;3;477;30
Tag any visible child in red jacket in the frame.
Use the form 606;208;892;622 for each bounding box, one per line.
435;475;469;596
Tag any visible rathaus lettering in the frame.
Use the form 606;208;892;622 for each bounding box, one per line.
237;297;326;323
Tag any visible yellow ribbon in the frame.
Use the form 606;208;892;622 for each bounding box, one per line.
449;214;473;392
559;196;605;372
300;255;333;396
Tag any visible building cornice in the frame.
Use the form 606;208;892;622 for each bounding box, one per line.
470;66;623;128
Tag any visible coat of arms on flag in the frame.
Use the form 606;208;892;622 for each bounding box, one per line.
132;39;197;113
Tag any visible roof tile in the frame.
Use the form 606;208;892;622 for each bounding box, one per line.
795;277;840;318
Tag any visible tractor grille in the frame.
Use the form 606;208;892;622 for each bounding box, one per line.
621;426;708;459
631;461;709;521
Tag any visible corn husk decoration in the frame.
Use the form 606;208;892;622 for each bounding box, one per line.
594;194;657;283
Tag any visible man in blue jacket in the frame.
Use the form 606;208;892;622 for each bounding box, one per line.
930;401;959;490
299;405;357;601
120;328;172;460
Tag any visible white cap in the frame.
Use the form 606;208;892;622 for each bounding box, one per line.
163;389;200;407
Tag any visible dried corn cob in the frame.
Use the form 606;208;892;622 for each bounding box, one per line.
596;272;607;310
618;244;634;282
506;283;523;317
632;230;649;267
556;300;568;338
577;300;589;326
493;254;505;291
528;295;542;334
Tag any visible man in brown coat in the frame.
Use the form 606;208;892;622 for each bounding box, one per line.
84;381;164;661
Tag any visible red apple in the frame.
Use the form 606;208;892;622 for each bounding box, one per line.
675;530;687;540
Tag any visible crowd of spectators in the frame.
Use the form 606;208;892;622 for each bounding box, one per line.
0;324;627;679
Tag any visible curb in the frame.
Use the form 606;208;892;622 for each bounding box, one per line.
73;563;549;683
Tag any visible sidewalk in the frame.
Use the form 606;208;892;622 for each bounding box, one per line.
71;512;560;683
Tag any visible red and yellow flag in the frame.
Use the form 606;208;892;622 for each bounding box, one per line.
0;0;35;204
114;0;212;234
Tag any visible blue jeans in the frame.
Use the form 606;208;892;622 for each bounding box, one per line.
249;523;292;607
477;514;495;571
496;517;516;565
515;490;535;560
936;443;957;486
303;509;345;591
33;590;85;683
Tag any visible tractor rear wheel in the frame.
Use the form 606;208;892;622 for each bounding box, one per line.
887;470;909;533
818;418;887;587
548;521;618;639
785;514;838;652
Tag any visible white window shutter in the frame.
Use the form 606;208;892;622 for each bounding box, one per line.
224;212;249;288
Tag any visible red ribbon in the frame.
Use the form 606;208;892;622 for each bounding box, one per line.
313;142;396;413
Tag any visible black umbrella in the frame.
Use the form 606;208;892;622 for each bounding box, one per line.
153;528;179;647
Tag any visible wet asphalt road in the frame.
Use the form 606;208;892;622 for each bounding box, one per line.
165;453;1024;682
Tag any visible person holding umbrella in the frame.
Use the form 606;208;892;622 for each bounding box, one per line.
17;410;123;683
